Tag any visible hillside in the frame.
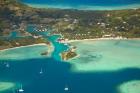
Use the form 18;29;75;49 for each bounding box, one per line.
0;0;140;42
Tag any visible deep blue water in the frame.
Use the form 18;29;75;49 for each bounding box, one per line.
1;27;140;93
1;58;140;93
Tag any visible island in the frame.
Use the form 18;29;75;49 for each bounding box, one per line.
61;46;77;60
0;0;140;93
0;0;140;60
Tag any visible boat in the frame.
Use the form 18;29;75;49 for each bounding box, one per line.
5;62;10;68
18;84;24;92
39;68;43;74
64;85;69;91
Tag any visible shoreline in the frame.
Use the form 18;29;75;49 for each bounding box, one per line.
1;38;140;51
67;54;80;61
0;43;47;52
47;42;55;57
67;38;140;43
26;3;140;11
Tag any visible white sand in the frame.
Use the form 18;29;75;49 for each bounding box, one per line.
0;43;49;60
47;42;55;57
68;40;140;72
118;80;140;93
67;37;128;43
0;43;47;52
0;82;15;92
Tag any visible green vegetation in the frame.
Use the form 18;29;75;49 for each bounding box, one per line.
50;9;140;39
0;37;47;50
61;50;77;60
0;0;140;50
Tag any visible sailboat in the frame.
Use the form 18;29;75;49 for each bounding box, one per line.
5;62;10;68
39;68;43;74
18;84;24;92
64;85;69;91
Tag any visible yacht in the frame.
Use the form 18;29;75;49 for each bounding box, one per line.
64;85;69;91
6;62;10;68
18;84;24;92
39;68;43;74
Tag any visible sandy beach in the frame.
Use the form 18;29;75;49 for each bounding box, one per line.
67;37;128;43
0;43;47;52
67;37;140;43
47;42;55;57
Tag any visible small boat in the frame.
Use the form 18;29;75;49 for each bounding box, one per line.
64;85;69;91
6;63;10;68
39;68;43;74
18;84;24;92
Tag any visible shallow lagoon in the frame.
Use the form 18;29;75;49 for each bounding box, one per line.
0;40;140;93
118;80;140;93
69;40;140;72
0;82;15;92
0;45;48;60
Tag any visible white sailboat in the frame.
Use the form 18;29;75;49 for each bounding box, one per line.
5;62;10;68
64;85;69;91
18;84;24;92
39;68;43;74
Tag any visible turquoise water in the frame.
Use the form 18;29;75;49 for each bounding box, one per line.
26;25;69;60
69;40;140;72
0;39;140;93
0;25;140;93
0;45;48;60
118;80;140;93
47;35;68;60
21;0;140;10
